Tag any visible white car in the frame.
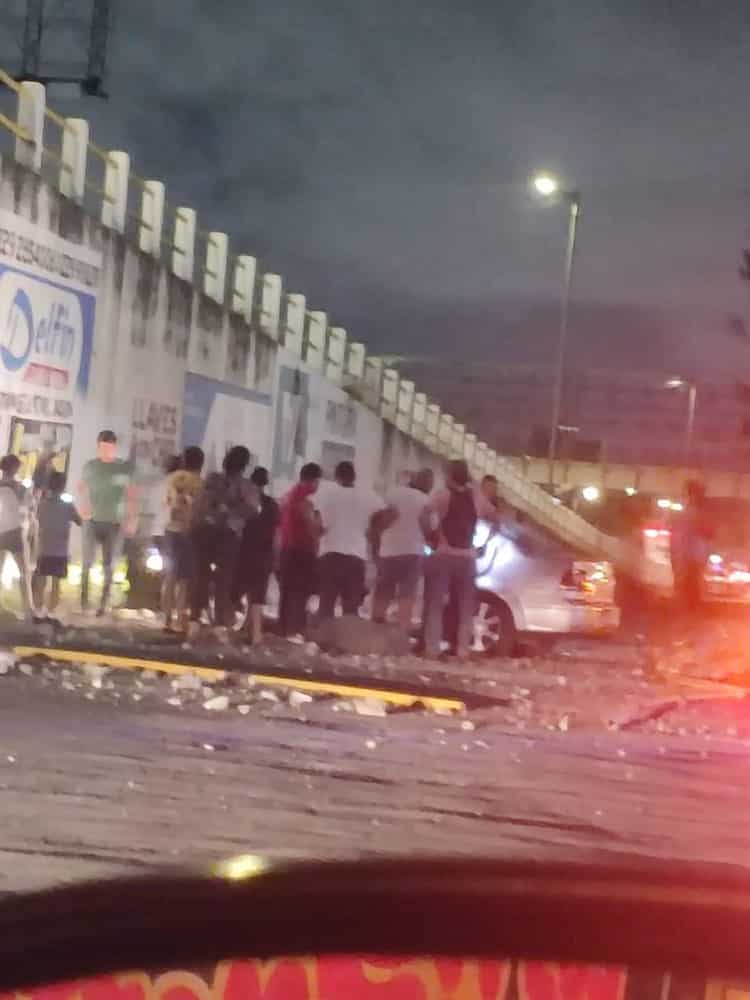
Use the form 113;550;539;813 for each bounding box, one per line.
639;525;750;604
472;519;620;656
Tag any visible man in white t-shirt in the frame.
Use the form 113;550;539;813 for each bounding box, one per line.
315;461;387;618
372;467;434;630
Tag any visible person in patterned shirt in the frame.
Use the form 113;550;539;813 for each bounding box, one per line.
162;446;204;633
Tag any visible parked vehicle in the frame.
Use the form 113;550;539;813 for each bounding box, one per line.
472;519;619;656
639;521;750;604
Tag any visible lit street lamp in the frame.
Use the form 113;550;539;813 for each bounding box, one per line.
532;171;581;491
664;377;697;467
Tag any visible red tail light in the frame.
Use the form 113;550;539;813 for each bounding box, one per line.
643;527;671;539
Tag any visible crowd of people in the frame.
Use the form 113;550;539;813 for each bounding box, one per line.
151;445;504;654
0;426;507;656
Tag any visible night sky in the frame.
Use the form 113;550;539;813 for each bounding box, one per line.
3;0;750;376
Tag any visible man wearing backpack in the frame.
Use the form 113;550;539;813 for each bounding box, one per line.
420;459;500;660
0;454;32;619
162;446;204;634
189;445;259;636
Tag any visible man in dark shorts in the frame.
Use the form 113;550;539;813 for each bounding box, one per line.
32;470;82;622
235;466;280;645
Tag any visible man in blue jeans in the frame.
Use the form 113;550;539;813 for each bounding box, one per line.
78;430;138;616
420;459;500;660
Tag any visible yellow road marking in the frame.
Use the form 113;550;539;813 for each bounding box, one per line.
12;646;464;712
245;671;464;711
14;646;226;681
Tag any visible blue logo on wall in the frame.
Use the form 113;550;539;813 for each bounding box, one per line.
0;265;95;395
2;288;33;372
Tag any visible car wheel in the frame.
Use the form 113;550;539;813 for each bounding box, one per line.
473;594;517;658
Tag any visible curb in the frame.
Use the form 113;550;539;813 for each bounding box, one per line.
13;646;466;713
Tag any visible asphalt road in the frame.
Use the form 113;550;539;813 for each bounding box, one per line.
2;665;750;896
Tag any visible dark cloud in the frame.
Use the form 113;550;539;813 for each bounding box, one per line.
2;0;750;372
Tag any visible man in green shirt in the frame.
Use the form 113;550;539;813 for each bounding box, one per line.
77;430;138;616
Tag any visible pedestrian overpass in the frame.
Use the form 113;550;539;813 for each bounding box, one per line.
0;69;623;565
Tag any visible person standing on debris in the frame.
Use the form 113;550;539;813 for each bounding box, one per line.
278;462;322;642
32;470;82;624
235;466;280;646
78;430;138;617
440;471;505;652
670;479;714;614
162;446;204;634
316;461;388;621
0;454;32;619
190;445;259;636
420;459;501;660
153;454;182;554
372;467;434;630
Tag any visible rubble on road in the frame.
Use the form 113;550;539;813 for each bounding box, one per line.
203;694;229;712
353;697;388;718
311;616;411;656
2;617;750;741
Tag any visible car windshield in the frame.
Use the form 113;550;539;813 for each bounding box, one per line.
0;0;748;956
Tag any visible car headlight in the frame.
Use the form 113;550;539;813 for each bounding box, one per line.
145;549;164;573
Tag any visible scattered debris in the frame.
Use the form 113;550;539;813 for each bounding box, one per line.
81;663;108;684
289;690;314;709
353;697;388;718
172;673;203;692
203;695;229;712
0;652;16;674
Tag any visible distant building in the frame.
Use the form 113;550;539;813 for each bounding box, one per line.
392;361;750;471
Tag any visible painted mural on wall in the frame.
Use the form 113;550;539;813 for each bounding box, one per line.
272;365;310;482
325;398;357;439
183;372;272;473
0;956;728;1000
0;209;99;483
131;398;180;472
9;415;73;483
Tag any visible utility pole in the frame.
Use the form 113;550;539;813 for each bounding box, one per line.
83;0;113;97
20;0;45;80
15;0;114;98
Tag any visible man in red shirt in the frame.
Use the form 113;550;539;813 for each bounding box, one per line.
278;462;322;641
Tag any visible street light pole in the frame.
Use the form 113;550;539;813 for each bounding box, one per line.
684;382;697;467
547;192;581;490
664;377;697;468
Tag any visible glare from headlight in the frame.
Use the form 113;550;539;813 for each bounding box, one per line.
473;522;491;549
1;556;20;589
145;550;164;573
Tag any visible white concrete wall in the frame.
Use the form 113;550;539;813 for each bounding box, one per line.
0;155;441;517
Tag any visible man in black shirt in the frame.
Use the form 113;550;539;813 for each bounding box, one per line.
235;467;280;645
